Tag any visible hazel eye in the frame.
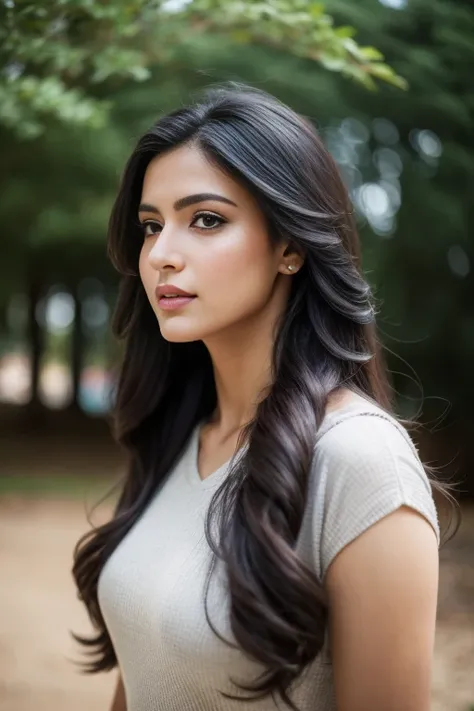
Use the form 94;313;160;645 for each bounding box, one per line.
192;213;226;230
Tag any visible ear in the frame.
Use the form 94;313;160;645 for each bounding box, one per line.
277;242;305;275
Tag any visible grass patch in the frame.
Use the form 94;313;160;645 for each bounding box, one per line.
0;474;117;500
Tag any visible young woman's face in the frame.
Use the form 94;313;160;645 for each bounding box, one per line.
138;143;296;344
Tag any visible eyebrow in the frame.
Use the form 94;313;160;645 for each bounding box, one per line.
138;193;238;215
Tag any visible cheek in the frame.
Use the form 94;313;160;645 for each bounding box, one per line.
138;247;156;302
205;225;274;281
201;228;277;306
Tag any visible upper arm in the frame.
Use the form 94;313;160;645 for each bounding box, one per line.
325;505;439;711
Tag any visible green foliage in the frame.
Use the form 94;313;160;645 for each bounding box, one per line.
0;0;473;424
315;0;474;414
0;0;404;138
0;75;110;139
0;0;155;137
185;0;406;90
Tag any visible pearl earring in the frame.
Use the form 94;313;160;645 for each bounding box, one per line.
287;265;295;272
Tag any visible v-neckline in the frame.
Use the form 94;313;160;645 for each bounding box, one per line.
190;424;237;488
187;394;375;489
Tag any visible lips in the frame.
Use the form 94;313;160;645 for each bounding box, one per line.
155;285;195;299
154;284;196;311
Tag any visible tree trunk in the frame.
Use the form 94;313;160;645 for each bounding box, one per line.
71;286;83;409
27;277;43;408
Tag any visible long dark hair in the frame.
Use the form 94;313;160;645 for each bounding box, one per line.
73;83;459;710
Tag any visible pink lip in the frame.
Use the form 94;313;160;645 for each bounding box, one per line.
157;295;196;311
155;284;194;298
154;284;197;311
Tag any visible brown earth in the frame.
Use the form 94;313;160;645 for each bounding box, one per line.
0;495;473;711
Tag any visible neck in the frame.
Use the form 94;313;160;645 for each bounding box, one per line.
203;305;285;436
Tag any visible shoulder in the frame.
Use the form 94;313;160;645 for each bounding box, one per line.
316;396;423;483
308;394;440;582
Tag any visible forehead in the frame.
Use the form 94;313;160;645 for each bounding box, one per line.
140;144;251;205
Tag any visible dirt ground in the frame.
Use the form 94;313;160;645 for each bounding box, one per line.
0;495;473;711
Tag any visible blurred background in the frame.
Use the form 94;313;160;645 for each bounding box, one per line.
0;0;472;709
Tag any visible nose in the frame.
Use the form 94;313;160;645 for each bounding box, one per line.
146;227;185;273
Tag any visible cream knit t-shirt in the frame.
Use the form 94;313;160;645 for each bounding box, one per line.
98;399;440;710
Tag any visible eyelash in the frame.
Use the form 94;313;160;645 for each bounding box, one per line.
139;211;227;238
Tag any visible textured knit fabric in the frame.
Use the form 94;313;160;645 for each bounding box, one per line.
98;398;440;711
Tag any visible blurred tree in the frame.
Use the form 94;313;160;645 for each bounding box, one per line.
1;0;473;497
0;0;151;139
0;0;404;139
0;0;405;410
320;0;474;417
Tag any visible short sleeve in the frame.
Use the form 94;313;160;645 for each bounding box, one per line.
313;413;441;583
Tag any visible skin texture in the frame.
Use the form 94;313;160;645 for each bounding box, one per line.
325;505;439;711
107;143;440;711
138;143;302;476
138;144;297;347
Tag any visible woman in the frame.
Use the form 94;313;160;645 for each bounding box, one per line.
73;84;458;711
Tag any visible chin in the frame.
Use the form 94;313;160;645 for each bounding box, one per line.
158;316;237;344
158;320;207;344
